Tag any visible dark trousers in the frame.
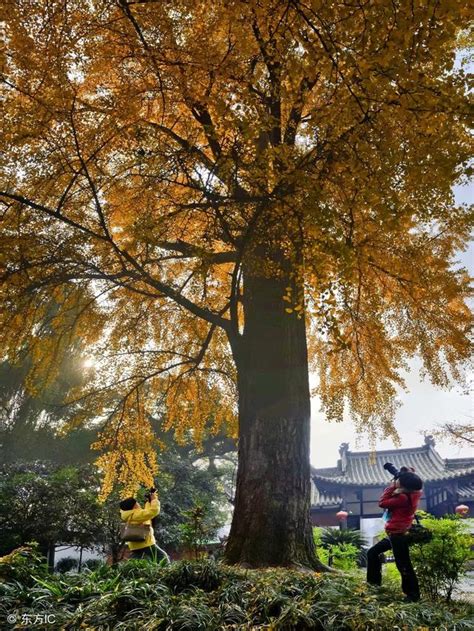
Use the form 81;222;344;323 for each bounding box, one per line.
367;534;420;600
130;544;170;564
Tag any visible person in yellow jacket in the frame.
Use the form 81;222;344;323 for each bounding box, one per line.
119;490;170;563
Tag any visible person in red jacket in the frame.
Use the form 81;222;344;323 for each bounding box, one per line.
366;466;423;602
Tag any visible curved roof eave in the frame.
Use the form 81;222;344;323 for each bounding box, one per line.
312;468;474;487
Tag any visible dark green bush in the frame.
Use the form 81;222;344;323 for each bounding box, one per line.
55;556;79;574
82;558;106;572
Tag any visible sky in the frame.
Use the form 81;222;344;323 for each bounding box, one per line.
310;182;473;468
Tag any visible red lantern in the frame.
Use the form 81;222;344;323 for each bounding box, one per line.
336;510;348;521
455;504;469;516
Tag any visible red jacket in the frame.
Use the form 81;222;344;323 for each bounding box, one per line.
379;485;422;534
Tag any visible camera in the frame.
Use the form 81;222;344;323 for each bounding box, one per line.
144;486;157;503
383;462;399;479
383;463;410;479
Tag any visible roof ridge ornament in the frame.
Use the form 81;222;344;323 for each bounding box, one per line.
424;435;436;448
339;442;349;473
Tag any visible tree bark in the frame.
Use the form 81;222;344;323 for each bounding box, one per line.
225;258;323;569
47;542;55;572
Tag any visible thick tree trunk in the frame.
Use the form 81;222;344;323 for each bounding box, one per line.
225;263;322;569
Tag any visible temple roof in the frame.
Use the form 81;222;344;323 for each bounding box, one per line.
312;489;342;510
312;437;474;487
457;482;474;501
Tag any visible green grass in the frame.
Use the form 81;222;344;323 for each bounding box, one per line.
0;551;472;630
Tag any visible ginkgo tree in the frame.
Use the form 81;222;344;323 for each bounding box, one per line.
1;0;472;569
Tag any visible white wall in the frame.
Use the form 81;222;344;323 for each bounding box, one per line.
54;545;105;568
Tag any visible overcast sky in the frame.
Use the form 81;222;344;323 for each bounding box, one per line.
310;182;473;468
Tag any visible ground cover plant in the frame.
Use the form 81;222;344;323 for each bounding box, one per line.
0;547;472;630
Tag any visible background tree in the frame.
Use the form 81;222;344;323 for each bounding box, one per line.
151;446;231;553
425;421;474;447
0;463;102;569
0;304;93;460
179;502;221;560
92;491;124;566
1;1;471;568
0;452;230;564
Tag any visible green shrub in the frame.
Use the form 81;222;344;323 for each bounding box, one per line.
318;542;359;570
313;528;359;570
55;556;79;573
320;527;367;549
331;542;359;570
179;503;220;560
161;559;226;593
410;514;472;601
0;543;48;584
313;528;363;570
317;545;330;565
82;558;106;572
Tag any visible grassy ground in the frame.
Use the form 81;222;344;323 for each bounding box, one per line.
1;551;473;630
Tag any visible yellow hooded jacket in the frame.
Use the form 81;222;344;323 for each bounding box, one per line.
120;497;160;550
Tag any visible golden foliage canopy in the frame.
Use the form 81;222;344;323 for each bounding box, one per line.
1;0;472;495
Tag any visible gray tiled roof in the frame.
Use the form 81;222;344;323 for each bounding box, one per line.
312;490;342;509
312;444;474;487
446;458;474;471
457;482;474;500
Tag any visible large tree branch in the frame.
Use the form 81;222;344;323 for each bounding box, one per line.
117;1;232;195
0;191;233;331
70;101;126;271
187;101;222;161
284;74;320;146
142;120;217;173
143;119;250;201
155;240;237;264
0;192;106;242
251;14;283;147
291;0;369;118
117;0;166;110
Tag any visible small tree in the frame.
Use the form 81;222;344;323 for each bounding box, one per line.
152;447;230;553
0;463;134;569
0;463;103;569
410;515;472;601
179;503;220;560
